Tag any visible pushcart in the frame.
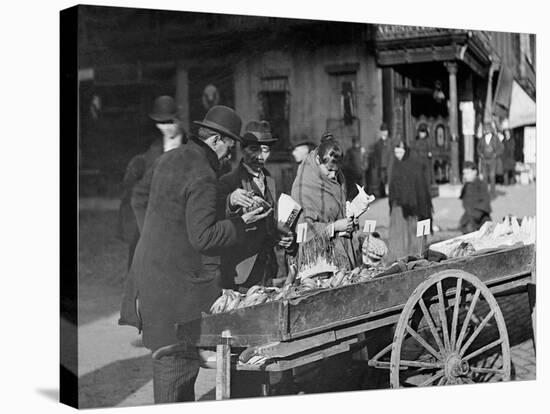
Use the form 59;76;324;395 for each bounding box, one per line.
175;243;535;399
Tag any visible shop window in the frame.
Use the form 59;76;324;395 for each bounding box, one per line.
259;76;290;158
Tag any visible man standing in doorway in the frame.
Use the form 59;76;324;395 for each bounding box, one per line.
122;105;271;404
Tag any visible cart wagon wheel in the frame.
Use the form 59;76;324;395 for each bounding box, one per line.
390;269;511;388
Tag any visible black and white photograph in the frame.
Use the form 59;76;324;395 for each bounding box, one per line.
58;2;541;409
0;1;534;413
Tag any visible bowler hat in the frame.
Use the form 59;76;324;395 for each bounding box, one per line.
149;96;178;122
194;105;242;142
380;122;389;131
242;121;278;145
289;133;316;151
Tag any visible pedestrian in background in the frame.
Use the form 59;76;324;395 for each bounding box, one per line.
367;123;392;198
117;95;186;270
343;137;367;199
502;128;516;185
477;123;504;197
387;140;432;263
290;134;316;165
459;161;492;234
410;123;434;196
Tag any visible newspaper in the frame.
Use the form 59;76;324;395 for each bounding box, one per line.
277;193;302;233
346;184;375;218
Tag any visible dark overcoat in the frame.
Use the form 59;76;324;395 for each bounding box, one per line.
124;137;246;351
117;139;163;243
367;138;392;197
459;178;492;233
218;162;279;288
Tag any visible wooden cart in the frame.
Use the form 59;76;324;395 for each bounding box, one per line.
176;243;535;399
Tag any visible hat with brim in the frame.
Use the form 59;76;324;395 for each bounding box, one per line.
149;96;178;122
194;105;242;143
289;133;316;151
242;120;278;145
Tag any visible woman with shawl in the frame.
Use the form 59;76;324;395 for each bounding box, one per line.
291;136;357;273
387;140;433;263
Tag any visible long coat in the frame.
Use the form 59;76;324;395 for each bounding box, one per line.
123;137;246;352
218;162;279;288
117;139;163;244
367;138;392;197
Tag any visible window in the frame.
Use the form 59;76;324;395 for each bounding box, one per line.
259;76;290;157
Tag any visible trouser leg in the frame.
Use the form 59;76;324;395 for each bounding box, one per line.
152;352;200;403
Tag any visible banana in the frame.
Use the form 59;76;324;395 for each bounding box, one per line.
210;294;228;314
225;294;242;311
246;285;263;296
351;267;361;276
331;270;346;287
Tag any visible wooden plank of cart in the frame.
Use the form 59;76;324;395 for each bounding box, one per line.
176;243;535;399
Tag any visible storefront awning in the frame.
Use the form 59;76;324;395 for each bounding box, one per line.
508;81;536;129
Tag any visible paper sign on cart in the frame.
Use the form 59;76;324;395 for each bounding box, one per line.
363;220;376;233
416;219;431;237
296;223;308;243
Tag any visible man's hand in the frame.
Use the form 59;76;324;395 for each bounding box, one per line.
241;207;273;225
230;189;255;209
278;233;294;249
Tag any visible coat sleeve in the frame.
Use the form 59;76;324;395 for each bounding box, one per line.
185;173;246;255
131;158;158;233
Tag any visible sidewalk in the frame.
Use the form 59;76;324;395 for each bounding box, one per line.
359;182;536;240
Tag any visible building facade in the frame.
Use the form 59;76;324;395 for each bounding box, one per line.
76;6;535;196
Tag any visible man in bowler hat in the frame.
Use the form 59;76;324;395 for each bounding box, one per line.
219;121;294;291
117;95;186;269
121;105;271;404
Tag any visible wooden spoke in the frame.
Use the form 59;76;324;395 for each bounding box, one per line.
390;270;512;388
436;281;451;352
397;359;444;369
470;366;505;376
460;310;495;357
450;277;463;350
456;288;481;351
462;339;503;362
405;324;442;360
418;369;445;387
418;298;446;353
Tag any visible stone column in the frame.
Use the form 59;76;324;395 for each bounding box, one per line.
445;62;460;185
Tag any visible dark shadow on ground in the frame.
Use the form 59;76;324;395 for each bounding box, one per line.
79;354;152;409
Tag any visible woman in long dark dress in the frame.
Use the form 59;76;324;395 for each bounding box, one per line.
387;140;433;263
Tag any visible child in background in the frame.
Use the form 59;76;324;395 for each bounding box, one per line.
459;161;492;234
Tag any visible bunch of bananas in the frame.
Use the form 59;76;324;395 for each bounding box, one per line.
209;289;243;314
209;265;386;315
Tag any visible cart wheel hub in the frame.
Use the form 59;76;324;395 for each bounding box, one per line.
445;354;470;378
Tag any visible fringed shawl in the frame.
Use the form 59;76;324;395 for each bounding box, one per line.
291;151;355;272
